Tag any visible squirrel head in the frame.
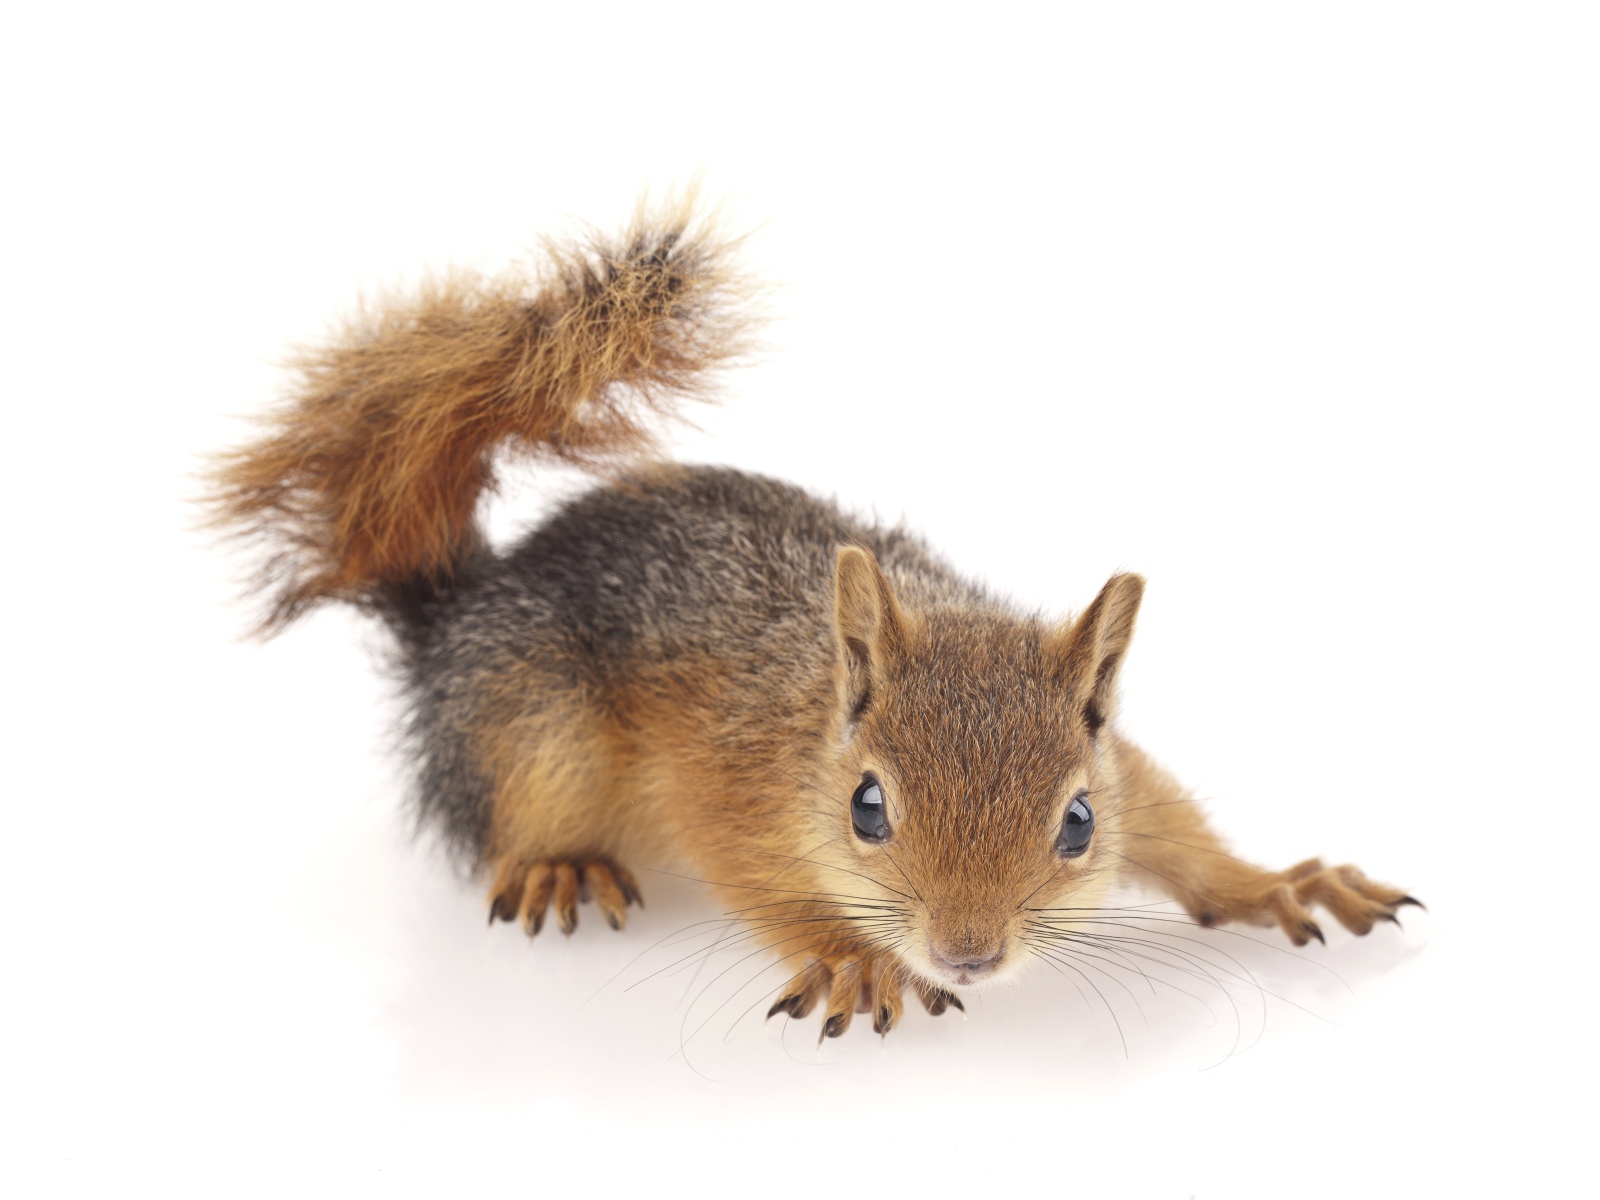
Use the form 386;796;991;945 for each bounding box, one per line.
806;547;1146;992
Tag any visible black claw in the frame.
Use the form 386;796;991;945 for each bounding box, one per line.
767;996;797;1021
874;1005;893;1035
946;992;965;1013
528;911;544;937
489;895;516;924
1386;913;1403;929
1304;923;1325;945
823;1014;846;1039
1398;895;1426;911
605;912;620;930
1196;911;1217;928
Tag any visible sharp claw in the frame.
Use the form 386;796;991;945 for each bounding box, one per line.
823;1014;846;1039
1387;913;1403;929
1398;895;1426;911
874;1006;893;1035
947;992;965;1013
1305;923;1325;945
767;997;793;1021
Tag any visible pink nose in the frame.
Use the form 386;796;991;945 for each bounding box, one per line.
930;942;1005;980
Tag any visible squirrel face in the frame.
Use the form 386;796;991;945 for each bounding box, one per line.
804;550;1143;991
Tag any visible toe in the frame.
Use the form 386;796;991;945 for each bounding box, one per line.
584;862;630;931
1267;883;1323;946
609;861;644;908
767;960;830;1022
820;961;863;1040
871;965;905;1035
914;980;962;1017
518;863;555;936
488;860;526;924
1283;856;1326;882
552;862;579;935
1296;864;1416;937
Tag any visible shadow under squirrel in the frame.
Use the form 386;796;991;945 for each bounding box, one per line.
208;196;1418;1038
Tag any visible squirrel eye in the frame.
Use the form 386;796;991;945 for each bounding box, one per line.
851;774;890;843
1056;790;1095;858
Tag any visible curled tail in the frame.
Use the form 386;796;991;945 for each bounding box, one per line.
207;193;759;633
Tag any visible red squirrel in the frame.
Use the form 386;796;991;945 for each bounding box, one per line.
208;196;1417;1038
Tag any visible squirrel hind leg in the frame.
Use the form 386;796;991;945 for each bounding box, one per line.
478;694;652;938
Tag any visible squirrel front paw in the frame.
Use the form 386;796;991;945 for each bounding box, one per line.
766;954;962;1039
487;856;642;936
1191;858;1422;947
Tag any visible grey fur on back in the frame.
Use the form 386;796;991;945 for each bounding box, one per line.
390;464;990;861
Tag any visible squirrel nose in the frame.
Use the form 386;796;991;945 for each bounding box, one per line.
929;940;1005;978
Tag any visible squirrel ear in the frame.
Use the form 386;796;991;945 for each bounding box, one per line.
1054;573;1146;737
833;545;905;722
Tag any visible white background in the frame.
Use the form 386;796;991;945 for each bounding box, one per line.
4;3;1596;1196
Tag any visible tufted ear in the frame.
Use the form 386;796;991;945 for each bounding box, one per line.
833;545;905;723
1054;573;1146;737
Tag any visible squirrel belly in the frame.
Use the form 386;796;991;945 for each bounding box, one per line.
208;197;1420;1039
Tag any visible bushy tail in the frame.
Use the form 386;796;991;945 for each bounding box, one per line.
207;193;759;633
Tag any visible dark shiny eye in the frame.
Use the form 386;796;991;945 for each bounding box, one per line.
851;774;890;842
1056;790;1095;858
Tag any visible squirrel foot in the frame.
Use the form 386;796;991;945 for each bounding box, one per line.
487;856;642;936
1190;858;1422;947
766;954;962;1039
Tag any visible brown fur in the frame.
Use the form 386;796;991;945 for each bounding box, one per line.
213;197;1416;1042
206;191;758;631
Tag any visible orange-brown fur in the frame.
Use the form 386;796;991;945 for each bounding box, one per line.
208;196;1416;1041
207;192;758;632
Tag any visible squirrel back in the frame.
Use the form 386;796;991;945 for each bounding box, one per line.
206;193;758;634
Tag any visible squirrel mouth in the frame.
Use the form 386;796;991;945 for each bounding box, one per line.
929;947;1005;986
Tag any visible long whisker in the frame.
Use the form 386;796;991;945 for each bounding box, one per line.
688;842;911;902
878;844;926;906
1026;944;1129;1057
675;931;904;1064
631;914;904;989
1098;829;1267;868
1029;910;1352;993
639;866;894;907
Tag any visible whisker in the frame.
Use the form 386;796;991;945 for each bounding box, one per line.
1098;829;1264;868
676;932;903;1061
639;866;895;907
1027;944;1129;1057
635;915;906;989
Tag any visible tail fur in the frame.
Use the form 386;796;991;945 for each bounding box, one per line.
207;193;758;633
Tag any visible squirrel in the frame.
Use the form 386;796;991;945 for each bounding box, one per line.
208;195;1419;1039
